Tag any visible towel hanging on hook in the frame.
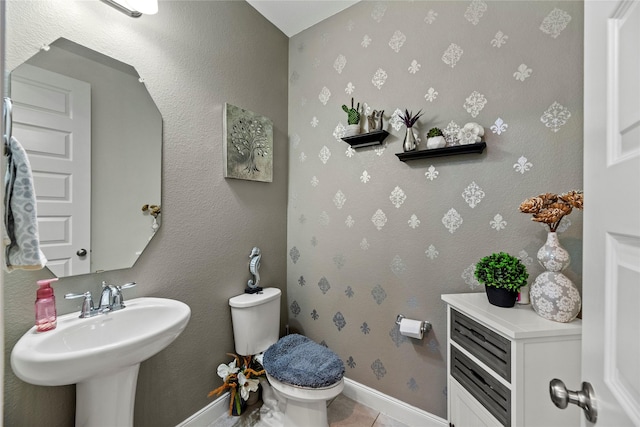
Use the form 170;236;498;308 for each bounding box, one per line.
3;97;13;155
4;134;48;271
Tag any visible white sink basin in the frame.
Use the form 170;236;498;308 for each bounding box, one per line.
11;297;191;426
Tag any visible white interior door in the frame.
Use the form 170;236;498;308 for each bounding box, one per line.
582;0;640;425
10;64;91;277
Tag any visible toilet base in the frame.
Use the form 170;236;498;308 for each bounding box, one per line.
258;376;343;427
282;398;328;427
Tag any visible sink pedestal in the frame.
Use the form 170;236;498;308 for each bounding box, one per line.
76;364;140;427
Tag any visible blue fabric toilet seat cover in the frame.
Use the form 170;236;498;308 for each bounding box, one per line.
263;334;345;388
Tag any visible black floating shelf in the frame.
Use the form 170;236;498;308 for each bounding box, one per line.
395;142;487;162
341;130;389;148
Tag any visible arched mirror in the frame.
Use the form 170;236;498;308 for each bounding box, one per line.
9;38;162;278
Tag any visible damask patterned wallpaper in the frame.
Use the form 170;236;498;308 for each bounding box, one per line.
286;1;583;417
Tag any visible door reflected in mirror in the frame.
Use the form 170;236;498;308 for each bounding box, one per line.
10;38;162;277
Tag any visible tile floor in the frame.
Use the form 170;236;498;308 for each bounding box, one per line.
211;394;409;427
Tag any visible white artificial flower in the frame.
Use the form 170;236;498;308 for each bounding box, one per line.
238;372;260;400
217;359;239;379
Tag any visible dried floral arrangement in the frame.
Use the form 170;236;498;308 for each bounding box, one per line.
208;353;265;415
519;190;584;232
399;109;423;128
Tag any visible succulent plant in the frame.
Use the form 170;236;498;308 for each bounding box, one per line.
427;127;444;138
399;109;423;128
342;98;361;125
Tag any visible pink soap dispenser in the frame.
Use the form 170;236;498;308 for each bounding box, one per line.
35;278;58;332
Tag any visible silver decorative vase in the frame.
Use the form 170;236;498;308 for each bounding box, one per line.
530;232;581;322
403;127;417;152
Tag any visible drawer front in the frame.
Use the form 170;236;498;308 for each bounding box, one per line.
451;346;511;427
451;309;511;381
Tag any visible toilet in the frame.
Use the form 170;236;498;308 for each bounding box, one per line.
229;287;344;427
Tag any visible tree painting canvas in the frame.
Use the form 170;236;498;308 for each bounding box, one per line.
223;103;273;182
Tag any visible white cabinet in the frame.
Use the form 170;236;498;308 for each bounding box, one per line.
442;293;582;427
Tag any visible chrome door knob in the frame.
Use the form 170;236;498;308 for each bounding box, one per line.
76;248;87;257
549;378;598;423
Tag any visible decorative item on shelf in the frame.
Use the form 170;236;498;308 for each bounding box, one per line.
458;122;484;145
426;127;446;149
366;109;384;132
246;246;262;294
399;109;423;152
208;353;265;416
475;252;529;308
342;98;361;137
517;284;530;305
141;204;161;232
361;107;371;133
519;191;584;323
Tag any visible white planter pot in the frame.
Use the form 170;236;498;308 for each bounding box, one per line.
426;136;446;149
344;124;361;137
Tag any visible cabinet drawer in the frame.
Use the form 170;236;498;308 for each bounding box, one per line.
451;309;511;381
451;346;511;427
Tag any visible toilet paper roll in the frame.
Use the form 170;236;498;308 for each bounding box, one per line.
398;318;424;340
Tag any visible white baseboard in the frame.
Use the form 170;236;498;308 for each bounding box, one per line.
342;378;448;427
178;378;448;427
177;391;230;427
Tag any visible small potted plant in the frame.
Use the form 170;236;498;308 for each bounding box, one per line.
342;98;361;137
474;252;529;307
399;109;423;151
426;127;446;149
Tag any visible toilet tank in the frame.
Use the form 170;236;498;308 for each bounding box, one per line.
229;287;281;356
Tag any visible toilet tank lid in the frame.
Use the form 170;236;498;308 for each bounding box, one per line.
229;287;281;308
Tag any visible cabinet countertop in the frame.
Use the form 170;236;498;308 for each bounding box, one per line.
442;292;582;340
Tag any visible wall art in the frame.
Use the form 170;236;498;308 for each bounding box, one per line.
223;103;273;182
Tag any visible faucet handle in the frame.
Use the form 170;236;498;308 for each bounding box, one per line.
65;291;94;318
118;282;137;290
113;282;136;309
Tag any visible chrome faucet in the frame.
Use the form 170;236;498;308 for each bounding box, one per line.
65;281;136;318
99;282;116;310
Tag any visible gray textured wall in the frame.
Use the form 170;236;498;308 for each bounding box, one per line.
286;1;583;418
3;1;288;425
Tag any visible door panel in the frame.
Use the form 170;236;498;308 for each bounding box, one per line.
11;64;91;276
583;0;639;425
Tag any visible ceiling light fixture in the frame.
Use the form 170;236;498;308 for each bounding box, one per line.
100;0;158;17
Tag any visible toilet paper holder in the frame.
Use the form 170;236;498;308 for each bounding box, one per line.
396;314;432;334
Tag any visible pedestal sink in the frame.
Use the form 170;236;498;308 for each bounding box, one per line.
11;297;191;427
